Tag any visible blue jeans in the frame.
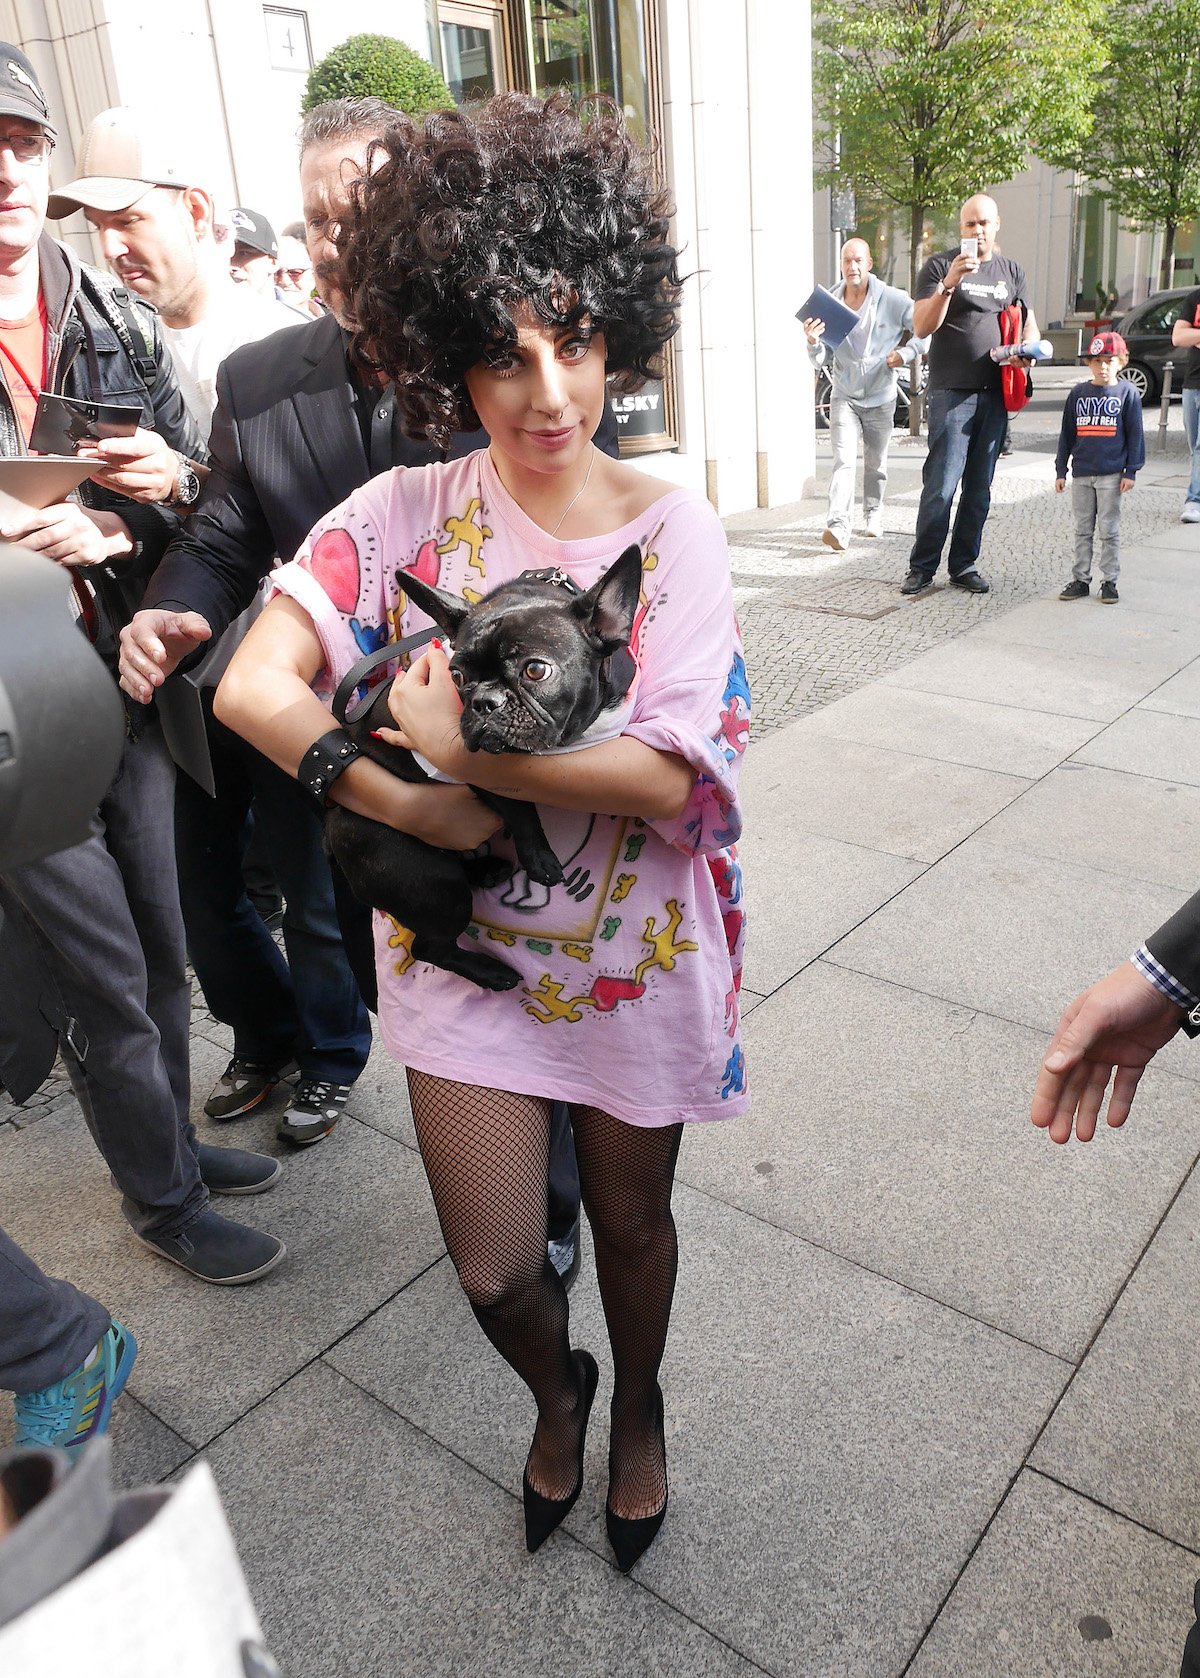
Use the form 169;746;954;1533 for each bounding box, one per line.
1183;387;1200;507
909;387;1008;580
174;694;371;1085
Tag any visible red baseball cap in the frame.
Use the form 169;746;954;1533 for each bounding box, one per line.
1086;331;1127;358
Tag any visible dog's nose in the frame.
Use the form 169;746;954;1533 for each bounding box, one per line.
470;688;505;715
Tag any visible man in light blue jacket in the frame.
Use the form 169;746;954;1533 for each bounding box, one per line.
803;238;927;551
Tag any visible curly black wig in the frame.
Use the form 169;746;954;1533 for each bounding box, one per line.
337;92;681;448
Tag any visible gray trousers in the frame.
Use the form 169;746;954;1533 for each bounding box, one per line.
0;717;207;1247
827;395;895;537
0;1229;108;1393
1071;473;1123;582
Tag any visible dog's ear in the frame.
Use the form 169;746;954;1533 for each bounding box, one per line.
398;569;470;637
574;545;642;652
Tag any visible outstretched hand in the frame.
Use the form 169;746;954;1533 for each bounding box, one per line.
118;607;212;701
1031;961;1184;1143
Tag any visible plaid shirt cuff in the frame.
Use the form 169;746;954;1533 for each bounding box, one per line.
1132;944;1198;1012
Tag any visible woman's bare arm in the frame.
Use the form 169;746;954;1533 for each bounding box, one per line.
214;596;501;851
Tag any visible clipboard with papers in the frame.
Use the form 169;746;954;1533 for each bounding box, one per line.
0;455;96;516
794;284;861;350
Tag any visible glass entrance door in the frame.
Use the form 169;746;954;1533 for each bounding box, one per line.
440;2;510;103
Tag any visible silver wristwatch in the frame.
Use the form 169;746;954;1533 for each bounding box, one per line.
170;459;201;508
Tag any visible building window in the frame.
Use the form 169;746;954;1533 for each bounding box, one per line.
439;2;512;103
263;7;312;73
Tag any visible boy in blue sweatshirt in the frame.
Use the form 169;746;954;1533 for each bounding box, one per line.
1055;330;1145;603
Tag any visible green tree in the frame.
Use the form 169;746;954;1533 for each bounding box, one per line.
1068;0;1200;289
814;0;1108;292
302;33;454;117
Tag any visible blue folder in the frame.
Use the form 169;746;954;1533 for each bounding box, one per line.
795;284;861;350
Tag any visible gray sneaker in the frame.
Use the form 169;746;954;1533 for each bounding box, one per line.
278;1078;352;1146
204;1056;297;1120
139;1208;285;1285
1181;503;1200;524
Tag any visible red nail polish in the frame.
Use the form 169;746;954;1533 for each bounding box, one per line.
369;728;386;740
431;637;442;650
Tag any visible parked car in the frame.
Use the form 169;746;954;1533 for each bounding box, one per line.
1112;287;1195;402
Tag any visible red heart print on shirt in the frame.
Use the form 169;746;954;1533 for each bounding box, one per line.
307;528;361;615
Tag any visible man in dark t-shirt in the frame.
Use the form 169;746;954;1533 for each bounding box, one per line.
902;194;1040;594
1171;287;1200;522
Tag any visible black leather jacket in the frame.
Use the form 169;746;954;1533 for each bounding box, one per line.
3;235;205;655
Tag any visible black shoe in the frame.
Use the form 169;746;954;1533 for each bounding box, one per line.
548;1217;581;1293
606;1386;668;1573
277;1078;352;1146
950;569;990;594
900;570;933;595
138;1207;286;1285
204;1056;297;1120
1000;438;1013;456
523;1349;599;1553
196;1142;281;1196
1058;579;1090;600
1100;580;1119;603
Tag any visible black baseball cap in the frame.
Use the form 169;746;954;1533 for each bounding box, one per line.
229;206;277;260
0;42;56;137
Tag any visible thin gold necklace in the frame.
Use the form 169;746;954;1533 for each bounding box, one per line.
547;444;596;538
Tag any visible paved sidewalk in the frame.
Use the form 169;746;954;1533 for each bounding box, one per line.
4;415;1200;1675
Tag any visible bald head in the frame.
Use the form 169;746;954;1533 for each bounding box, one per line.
840;238;872;290
960;195;1000;260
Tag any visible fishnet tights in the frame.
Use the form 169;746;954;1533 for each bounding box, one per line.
407;1070;683;1520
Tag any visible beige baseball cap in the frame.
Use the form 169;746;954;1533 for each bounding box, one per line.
47;106;194;219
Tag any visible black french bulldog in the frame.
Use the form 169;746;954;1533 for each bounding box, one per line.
326;543;643;990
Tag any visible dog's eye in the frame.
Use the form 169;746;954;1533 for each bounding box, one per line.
522;659;552;683
449;667;465;688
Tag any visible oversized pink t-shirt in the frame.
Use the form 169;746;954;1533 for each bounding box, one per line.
270;449;749;1127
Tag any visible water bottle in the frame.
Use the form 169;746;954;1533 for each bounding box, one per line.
990;339;1054;363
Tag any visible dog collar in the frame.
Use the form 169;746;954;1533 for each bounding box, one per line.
520;566;581;594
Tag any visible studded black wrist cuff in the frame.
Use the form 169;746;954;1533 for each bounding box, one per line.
298;728;361;807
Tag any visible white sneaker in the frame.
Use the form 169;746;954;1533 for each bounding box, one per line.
1182;503;1200;524
863;511;883;538
821;527;848;552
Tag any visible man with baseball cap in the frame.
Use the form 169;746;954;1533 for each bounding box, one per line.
228;206;278;298
49;105;372;1149
0;49;287;1291
48;109;298;425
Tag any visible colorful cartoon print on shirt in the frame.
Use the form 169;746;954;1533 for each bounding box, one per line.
436;497;492;575
302;517;389;656
521;898;699;1024
717;653;751;762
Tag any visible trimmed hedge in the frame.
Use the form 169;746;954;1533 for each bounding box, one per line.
302;33;455;116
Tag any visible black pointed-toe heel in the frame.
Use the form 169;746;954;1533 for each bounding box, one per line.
605;1386;668;1574
523;1349;599;1554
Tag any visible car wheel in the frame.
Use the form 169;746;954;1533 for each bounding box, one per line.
1120;362;1157;403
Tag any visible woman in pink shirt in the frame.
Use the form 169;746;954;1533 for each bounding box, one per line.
213;93;748;1572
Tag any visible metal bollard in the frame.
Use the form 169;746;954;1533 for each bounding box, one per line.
909;357;923;436
1158;360;1174;455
